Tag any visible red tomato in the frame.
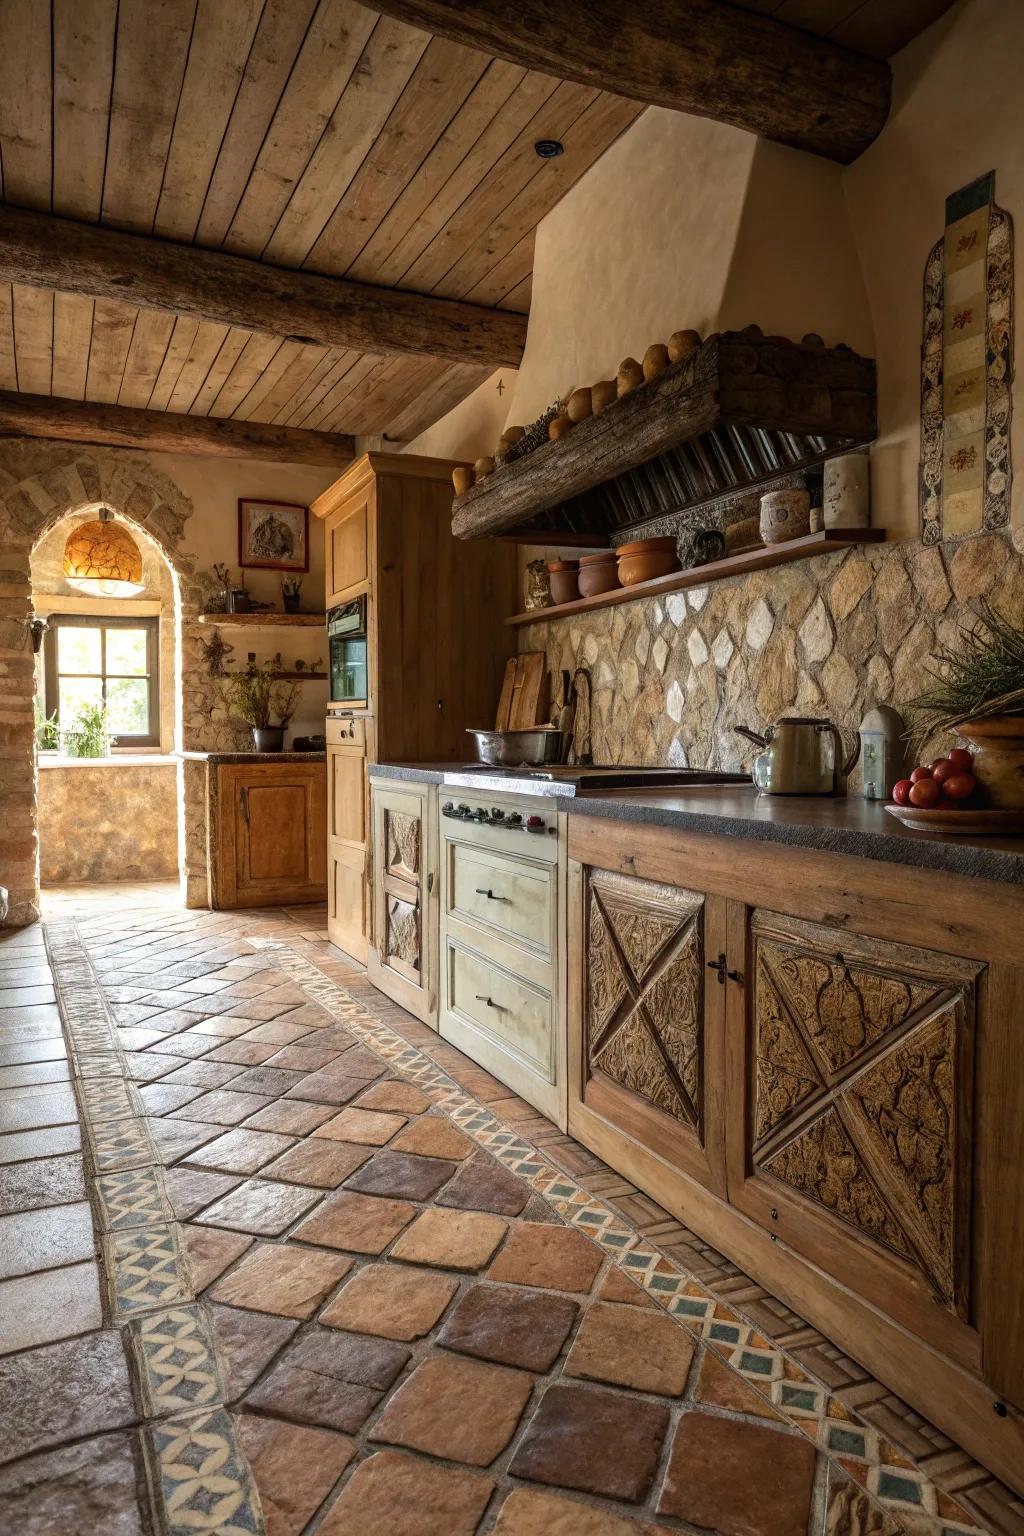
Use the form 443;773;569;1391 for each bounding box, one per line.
892;779;914;806
942;773;977;801
910;764;933;783
948;747;974;772
909;778;941;808
932;759;957;784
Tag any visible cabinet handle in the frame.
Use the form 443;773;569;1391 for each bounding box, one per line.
474;993;507;1011
706;953;727;985
240;787;250;824
475;887;510;902
727;968;743;983
427;872;434;893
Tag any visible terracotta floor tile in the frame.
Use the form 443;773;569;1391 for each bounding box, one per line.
492;1488;675;1535
208;1307;300;1399
388;1115;473;1161
163;1166;241;1220
597;1266;653;1307
354;1080;431;1115
206;1040;281;1066
235;1414;354;1536
0;1433;147;1535
488;1223;603;1295
181;1223;253;1289
440;1283;578;1372
0;1201;96;1280
265;1043;344;1072
138;1081;205;1115
195;1178;322;1236
117;1028;168;1052
434;1153;532;1217
0;1330;135;1463
181;1015;256;1039
510;1383;669;1501
0;1261;102;1354
211;1241;352;1319
172;1088;274;1126
658;1411;817;1536
246;1328;410;1433
184;1127;297;1175
240;1020;315;1046
284;1071;366;1107
316;1449;493;1536
263;1139;370;1189
243;1099;338;1135
228;1066;311;1097
693;1348;783;1421
564;1301;695;1396
344;1149;457;1202
320;1262;458;1340
372;1352;532;1466
0;1154;86;1215
160;1060;245;1089
324;1045;386;1080
292;1191;415;1254
313;1107;406;1146
142;1031;216;1059
145;1116;220;1163
391;1208;508;1271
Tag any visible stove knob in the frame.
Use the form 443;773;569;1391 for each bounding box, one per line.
457;803;472;818
442;801;454;816
507;812;523;826
490;807;505;821
526;815;545;833
472;807;489;821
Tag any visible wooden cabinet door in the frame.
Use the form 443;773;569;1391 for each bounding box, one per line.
729;908;982;1355
368;782;437;1025
325;488;371;609
326;741;368;961
215;763;326;908
569;863;728;1196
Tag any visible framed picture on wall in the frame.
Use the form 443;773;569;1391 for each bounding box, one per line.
238;500;310;572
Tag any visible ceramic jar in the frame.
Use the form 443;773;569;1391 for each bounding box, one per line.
956;716;1024;807
577;551;620;598
759;488;811;545
547;559;580;605
616;537;680;587
823;451;870;529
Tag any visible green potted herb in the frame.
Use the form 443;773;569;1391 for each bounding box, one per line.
227;661;300;753
907;601;1024;807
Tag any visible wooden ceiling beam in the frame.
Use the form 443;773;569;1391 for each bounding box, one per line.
0;205;528;368
369;0;892;164
0;390;356;466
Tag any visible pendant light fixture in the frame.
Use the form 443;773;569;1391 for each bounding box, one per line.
63;508;145;598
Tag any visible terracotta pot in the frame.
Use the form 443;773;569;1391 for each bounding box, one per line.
577;552;620;598
616;537;680;587
547;559;580;605
956;715;1024;807
759;488;811;545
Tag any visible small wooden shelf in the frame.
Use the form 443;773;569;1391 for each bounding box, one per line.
271;671;327;681
506;528;885;626
197;612;326;627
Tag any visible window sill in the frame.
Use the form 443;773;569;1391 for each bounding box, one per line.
38;753;175;769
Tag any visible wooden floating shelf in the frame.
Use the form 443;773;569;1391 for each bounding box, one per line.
506;528;885;626
452;329;876;544
270;671;327;681
197;612;326;627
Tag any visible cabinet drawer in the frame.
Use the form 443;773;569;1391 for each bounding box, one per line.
448;942;553;1080
450;843;552;953
327;716;367;748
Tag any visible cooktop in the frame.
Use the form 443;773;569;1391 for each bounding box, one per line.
443;764;748;798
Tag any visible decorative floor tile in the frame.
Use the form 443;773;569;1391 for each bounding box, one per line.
87;1116;156;1173
106;1223;191;1317
130;1304;222;1417
94;1167;173;1232
145;1406;262;1536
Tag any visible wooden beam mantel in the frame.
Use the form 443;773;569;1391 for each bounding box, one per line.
370;0;891;164
0;206;527;368
0;391;356;467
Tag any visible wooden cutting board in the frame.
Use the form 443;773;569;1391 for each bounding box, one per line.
495;653;548;730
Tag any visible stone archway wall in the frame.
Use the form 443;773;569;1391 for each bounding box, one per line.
0;441;230;924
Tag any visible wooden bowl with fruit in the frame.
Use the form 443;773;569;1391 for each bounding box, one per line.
885;747;1024;834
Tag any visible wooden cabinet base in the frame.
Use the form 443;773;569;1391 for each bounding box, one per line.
211;760;326;909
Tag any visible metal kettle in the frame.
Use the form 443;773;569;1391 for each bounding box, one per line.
735;716;861;797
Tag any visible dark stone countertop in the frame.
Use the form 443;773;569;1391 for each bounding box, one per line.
178;751;327;764
369;762;450;785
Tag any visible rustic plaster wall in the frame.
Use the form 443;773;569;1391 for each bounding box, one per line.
37;762;178;884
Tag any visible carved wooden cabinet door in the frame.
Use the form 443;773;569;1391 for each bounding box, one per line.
730;909;982;1344
369;781;437;1025
574;866;729;1195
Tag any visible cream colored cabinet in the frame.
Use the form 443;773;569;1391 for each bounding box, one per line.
368;778;438;1025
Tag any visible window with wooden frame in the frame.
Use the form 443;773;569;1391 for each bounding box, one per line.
43;615;160;749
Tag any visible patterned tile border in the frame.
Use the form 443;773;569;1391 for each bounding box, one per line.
267;938;988;1536
43;918;265;1536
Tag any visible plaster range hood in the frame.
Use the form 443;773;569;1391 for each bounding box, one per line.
450;328;876;544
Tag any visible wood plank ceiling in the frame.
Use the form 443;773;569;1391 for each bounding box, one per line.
0;0;642;444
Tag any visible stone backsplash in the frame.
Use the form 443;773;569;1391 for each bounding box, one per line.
520;529;1024;780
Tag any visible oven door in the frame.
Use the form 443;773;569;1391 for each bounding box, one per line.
328;598;368;707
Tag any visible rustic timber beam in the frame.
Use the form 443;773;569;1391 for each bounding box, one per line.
369;0;891;164
0;206;527;368
0;391;356;467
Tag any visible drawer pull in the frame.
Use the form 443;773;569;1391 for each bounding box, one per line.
474;993;507;1011
475;887;511;903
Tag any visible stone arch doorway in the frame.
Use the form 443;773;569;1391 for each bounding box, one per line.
0;445;207;925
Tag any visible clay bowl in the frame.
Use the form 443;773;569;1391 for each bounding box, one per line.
577;551;620;598
616;537;680;587
547;559;580;605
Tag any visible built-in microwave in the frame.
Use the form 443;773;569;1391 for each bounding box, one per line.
327;597;368;709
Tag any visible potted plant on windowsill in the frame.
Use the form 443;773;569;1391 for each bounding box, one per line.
227;661;300;753
907;602;1024;807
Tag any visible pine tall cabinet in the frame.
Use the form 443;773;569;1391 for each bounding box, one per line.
312;453;516;962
